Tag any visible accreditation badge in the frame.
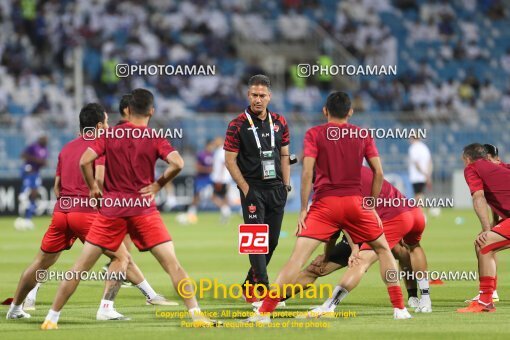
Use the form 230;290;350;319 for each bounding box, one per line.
261;150;276;180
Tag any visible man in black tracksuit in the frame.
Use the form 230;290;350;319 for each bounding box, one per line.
224;75;291;300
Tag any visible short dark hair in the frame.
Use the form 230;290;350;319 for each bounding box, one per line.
463;143;488;161
79;103;106;132
129;88;154;116
119;94;132;117
248;74;271;89
484;143;499;157
325;91;351;118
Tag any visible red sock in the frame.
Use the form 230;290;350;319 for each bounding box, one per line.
259;295;280;313
387;285;404;309
479;276;495;305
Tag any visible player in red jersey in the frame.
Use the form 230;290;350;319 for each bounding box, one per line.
458;143;510;313
245;92;411;323
100;93;136;284
284;167;431;317
6;104;170;321
484;144;506;167
41;89;219;329
466;143;504;303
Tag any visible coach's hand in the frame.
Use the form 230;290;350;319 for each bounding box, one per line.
139;182;161;201
296;209;308;235
241;185;250;199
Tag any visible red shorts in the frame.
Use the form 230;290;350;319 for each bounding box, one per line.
361;211;413;250
85;212;172;252
492;218;510;239
298;196;383;243
403;207;426;245
41;212;96;253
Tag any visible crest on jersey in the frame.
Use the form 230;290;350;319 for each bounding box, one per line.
248;204;257;213
273;124;280;133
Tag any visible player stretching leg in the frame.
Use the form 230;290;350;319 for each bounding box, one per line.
41;89;219;330
466;144;504;303
253;168;428;311
7;104;173;321
244;92;410;323
287;167;430;317
392;242;420;308
458;143;510;313
254;237;421;309
99;94;174;301
102;93;134;282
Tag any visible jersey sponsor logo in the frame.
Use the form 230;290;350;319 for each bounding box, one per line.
248;214;257;219
238;224;269;254
261;133;270;138
248;204;257;213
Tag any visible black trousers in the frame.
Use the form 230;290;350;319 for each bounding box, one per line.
240;184;287;286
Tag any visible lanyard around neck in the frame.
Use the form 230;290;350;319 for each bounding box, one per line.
245;109;275;150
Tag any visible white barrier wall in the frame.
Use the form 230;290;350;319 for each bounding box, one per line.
452;169;472;209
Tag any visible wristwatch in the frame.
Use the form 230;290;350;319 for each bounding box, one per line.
284;185;292;192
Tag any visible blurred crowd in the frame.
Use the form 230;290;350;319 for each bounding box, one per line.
0;0;509;131
287;0;508;126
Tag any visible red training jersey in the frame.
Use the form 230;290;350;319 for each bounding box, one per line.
303;122;379;200
54;136;105;213
499;161;510;170
464;159;510;219
360;167;411;221
89;122;175;217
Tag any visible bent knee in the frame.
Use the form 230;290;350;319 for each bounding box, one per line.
112;253;131;268
474;243;481;254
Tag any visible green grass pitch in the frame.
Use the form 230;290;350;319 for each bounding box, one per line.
0;209;509;339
